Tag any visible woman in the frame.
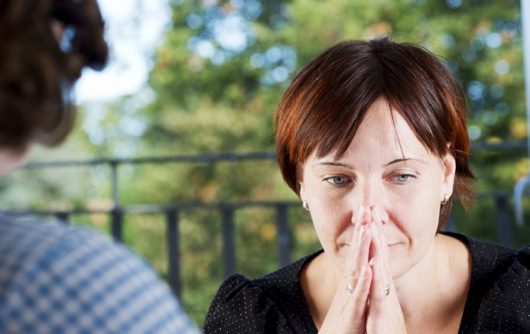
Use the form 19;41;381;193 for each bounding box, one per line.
204;38;530;333
0;1;198;332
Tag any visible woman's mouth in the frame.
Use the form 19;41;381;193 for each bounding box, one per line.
387;242;404;249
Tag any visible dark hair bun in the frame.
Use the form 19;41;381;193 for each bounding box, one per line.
0;0;108;150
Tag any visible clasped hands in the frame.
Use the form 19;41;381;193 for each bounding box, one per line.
318;206;407;334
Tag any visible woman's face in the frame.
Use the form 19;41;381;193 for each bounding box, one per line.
299;99;455;279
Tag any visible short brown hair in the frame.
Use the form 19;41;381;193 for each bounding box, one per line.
0;0;108;150
274;38;474;227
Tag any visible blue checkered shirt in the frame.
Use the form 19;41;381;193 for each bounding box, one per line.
0;215;200;333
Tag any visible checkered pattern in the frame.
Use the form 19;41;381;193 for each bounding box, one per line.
0;215;200;334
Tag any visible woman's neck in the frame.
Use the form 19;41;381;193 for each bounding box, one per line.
300;252;339;329
393;234;471;333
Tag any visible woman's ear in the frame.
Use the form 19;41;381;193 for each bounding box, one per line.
441;151;456;200
299;180;311;211
299;180;306;202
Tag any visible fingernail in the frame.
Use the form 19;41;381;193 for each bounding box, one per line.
373;207;381;224
370;222;378;235
368;256;377;268
358;226;365;241
361;265;369;278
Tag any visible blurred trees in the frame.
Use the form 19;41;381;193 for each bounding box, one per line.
144;0;524;192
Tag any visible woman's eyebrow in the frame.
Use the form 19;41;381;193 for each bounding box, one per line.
313;158;427;169
313;161;354;169
383;158;427;167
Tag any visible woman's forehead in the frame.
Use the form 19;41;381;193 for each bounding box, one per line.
308;103;435;165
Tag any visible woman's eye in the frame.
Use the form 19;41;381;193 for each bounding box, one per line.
393;174;415;183
324;176;349;186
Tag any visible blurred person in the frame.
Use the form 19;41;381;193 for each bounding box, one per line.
0;0;199;332
204;38;530;333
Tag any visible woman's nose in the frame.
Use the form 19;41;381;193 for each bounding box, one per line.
350;181;388;224
362;180;379;207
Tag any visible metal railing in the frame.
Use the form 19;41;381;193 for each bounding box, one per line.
3;200;298;299
1;144;528;298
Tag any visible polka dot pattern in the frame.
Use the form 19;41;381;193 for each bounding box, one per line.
452;233;530;333
204;251;321;333
205;233;530;333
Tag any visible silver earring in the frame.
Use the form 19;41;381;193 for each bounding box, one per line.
302;201;310;211
441;194;449;205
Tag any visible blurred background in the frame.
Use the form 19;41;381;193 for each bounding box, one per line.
1;0;529;326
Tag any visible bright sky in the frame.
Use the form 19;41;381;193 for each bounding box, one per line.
75;0;170;103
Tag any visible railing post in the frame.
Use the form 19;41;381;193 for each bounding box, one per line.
221;206;236;278
166;209;181;298
109;160;122;242
111;208;123;242
495;194;513;246
276;204;291;266
110;160;120;207
55;212;70;224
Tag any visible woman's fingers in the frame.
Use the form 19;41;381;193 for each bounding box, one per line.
364;208;407;334
370;208;392;278
320;264;372;334
342;223;371;314
372;208;391;274
366;260;406;334
347;206;370;279
346;223;362;273
369;253;387;301
346;264;372;319
368;217;390;298
361;208;393;314
369;209;384;259
318;206;373;334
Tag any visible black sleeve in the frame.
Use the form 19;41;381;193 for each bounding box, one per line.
204;274;294;334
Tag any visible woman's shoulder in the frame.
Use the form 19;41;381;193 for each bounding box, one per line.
204;251;322;334
462;233;530;274
448;232;530;333
444;232;528;273
0;215;199;333
450;233;530;290
203;272;294;334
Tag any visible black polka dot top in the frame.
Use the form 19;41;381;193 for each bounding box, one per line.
204;233;530;333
